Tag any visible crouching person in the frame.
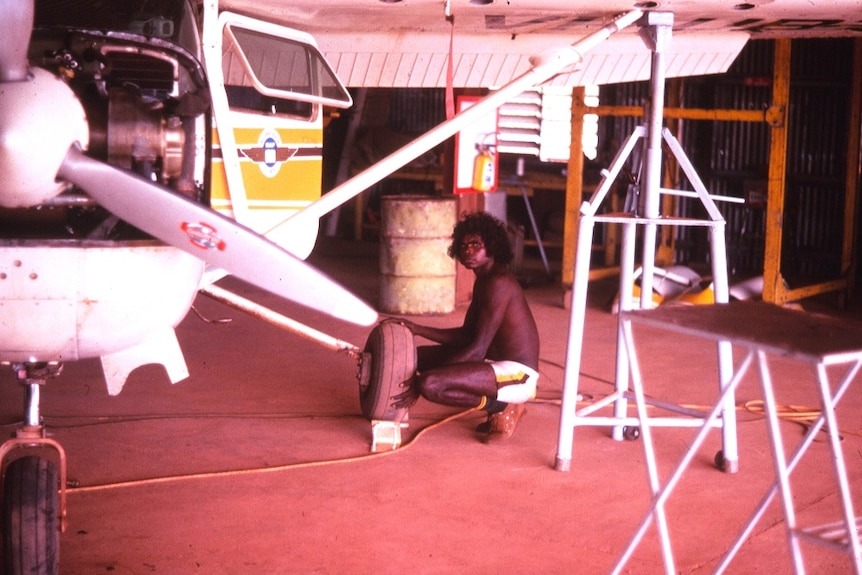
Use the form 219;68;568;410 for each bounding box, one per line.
390;212;540;443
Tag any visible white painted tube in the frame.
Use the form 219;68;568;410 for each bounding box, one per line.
199;284;362;357
266;9;643;237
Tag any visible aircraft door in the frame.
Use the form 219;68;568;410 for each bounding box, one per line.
202;7;352;259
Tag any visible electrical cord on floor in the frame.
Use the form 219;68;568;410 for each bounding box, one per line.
36;362;861;494
58;358;593;490
740;399;860;439
741;399;821;425
67;407;478;495
36;412;365;429
535;363;859;439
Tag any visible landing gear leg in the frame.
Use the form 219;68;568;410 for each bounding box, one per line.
357;322;417;452
1;363;68;575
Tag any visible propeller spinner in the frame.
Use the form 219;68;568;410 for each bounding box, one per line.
0;0;377;326
0;67;90;208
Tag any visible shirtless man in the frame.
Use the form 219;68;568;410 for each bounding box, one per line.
390;212;540;442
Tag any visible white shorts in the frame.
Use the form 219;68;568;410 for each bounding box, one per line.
489;360;539;404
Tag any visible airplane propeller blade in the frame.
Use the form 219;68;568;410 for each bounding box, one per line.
0;0;32;82
57;144;378;326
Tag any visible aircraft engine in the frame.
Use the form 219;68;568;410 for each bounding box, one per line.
0;24;206;239
104;87;186;185
0;0;377;328
87;48;192;190
0;56;191;213
0;2;200;214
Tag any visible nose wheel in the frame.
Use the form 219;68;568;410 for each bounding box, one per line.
2;456;61;574
0;362;68;575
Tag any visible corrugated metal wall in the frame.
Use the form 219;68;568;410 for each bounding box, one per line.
782;39;853;282
598;38;854;282
679;40;774;276
388;89;446;133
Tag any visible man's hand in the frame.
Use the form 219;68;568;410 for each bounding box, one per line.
382;316;416;333
391;378;420;409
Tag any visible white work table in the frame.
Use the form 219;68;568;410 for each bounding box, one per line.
614;301;862;574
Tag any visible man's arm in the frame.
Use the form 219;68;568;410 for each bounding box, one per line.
396;320;467;346
383;286;488;350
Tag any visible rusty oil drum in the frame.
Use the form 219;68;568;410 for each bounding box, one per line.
379;195;456;315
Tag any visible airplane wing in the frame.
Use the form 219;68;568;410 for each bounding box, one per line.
221;0;862;88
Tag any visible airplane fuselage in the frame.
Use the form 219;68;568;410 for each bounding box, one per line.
0;0;344;392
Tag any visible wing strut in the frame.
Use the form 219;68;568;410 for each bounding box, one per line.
266;9;643;237
199;284;363;357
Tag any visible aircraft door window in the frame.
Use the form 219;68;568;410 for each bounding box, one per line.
229;28;313;94
221;14;352;111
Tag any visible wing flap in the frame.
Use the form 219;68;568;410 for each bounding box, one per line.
318;31;749;88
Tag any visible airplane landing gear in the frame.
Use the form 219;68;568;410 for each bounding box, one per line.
357;322;416;451
1;362;68;575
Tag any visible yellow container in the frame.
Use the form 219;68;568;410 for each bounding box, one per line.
380;195;457;315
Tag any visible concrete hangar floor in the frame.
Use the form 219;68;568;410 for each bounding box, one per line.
6;235;862;574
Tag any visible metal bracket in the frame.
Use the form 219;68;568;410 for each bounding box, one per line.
764;104;785;127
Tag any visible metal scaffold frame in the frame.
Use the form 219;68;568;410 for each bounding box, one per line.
554;12;738;473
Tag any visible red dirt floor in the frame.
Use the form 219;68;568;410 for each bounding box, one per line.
2;236;862;574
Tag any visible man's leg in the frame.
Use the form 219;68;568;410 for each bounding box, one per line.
416;345;458;372
481;362;538;442
414;362;497;408
415;363;528;443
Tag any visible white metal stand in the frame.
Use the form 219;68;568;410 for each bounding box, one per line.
614;303;862;574
554;12;738;473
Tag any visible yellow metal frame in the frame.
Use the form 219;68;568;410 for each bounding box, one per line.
763;39;861;305
564;39;862;306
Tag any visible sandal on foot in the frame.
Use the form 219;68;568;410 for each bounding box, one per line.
482;403;526;443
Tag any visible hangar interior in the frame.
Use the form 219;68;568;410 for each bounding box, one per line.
324;37;861;309
4;16;862;572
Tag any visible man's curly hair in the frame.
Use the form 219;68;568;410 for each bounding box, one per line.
447;211;513;266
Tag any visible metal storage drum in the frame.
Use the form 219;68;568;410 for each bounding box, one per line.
379;195;456;314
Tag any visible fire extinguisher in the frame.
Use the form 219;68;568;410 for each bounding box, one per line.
472;144;496;192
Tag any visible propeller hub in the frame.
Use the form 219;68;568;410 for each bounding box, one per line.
0;68;89;208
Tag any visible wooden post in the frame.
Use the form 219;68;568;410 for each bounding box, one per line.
563;87;586;288
763;39;791;304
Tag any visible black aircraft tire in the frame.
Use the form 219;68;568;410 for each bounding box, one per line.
2;456;60;575
359;321;417;421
